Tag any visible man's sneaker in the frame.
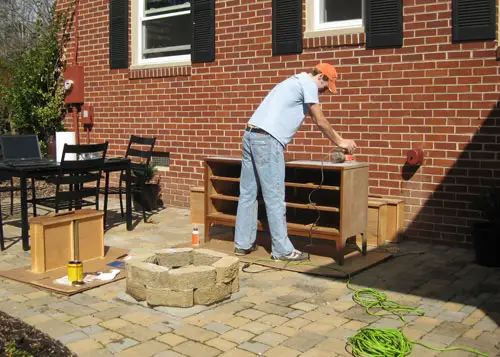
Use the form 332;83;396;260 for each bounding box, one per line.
272;249;310;262
234;243;257;256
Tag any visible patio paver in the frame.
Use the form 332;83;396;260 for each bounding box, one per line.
0;199;499;356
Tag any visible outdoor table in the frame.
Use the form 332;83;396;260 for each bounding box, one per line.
0;157;132;251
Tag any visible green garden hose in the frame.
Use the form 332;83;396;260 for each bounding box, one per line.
347;327;413;357
241;258;489;357
347;327;489;357
347;280;424;323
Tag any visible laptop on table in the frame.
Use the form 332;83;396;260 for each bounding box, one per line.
0;135;53;167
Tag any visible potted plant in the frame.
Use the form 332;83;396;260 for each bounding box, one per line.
471;186;500;267
132;164;161;211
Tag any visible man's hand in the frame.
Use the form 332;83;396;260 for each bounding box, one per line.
338;139;357;154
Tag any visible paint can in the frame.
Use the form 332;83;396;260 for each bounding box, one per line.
68;260;84;284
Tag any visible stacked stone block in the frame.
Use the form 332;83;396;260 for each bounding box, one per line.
125;248;239;308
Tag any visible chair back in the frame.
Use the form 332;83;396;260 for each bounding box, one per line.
124;135;156;183
0;142;9;181
126;135;156;164
56;142;108;206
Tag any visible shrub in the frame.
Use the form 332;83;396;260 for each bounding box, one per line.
6;4;71;155
133;163;159;184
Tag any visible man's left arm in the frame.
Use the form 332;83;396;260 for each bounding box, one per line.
309;103;357;152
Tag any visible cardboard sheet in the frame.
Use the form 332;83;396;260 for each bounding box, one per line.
177;231;392;278
0;246;129;295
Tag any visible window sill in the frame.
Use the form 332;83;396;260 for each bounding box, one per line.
304;27;366;49
129;61;192;79
305;26;364;38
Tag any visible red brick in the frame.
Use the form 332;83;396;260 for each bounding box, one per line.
53;0;500;246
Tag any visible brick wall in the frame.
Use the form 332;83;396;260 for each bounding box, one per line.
56;0;500;246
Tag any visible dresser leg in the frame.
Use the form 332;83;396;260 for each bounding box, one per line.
361;232;367;256
336;240;344;265
204;221;211;244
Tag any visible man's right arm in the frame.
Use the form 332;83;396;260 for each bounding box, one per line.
309;103;357;153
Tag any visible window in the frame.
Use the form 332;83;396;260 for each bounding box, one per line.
306;0;364;37
138;0;192;65
316;0;362;30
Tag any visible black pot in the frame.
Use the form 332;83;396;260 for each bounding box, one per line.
133;184;161;211
472;222;500;267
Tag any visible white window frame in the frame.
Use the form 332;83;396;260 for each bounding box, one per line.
132;1;192;69
498;3;500;43
305;0;364;38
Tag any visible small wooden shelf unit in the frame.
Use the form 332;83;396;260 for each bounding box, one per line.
204;157;369;264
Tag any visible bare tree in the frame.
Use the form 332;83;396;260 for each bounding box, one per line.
0;0;56;133
0;0;55;60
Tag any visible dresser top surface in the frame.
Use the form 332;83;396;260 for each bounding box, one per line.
204;156;369;170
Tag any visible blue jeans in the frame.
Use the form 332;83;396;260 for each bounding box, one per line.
234;130;295;258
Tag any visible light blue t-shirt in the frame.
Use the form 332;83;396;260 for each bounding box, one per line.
248;72;319;146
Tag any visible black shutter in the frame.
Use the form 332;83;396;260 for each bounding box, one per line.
272;0;302;56
192;0;215;63
366;0;403;49
452;0;495;43
109;0;128;69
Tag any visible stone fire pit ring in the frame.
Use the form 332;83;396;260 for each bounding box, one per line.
125;248;239;308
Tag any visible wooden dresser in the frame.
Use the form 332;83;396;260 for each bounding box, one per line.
204;156;369;264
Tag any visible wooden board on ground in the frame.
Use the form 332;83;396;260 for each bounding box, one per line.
0;246;128;296
176;229;392;278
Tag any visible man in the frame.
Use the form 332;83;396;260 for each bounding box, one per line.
234;63;357;261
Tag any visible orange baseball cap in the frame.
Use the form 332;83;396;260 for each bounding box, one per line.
315;63;338;94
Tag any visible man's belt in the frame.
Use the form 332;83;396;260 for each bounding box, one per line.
245;125;268;134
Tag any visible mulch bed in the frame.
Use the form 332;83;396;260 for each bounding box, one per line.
0;311;76;357
0;178;56;199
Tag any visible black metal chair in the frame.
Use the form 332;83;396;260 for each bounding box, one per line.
35;143;108;213
0;211;3;250
0;173;36;215
0;152;37;251
0;174;37;251
102;135;156;225
0;140;38;216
